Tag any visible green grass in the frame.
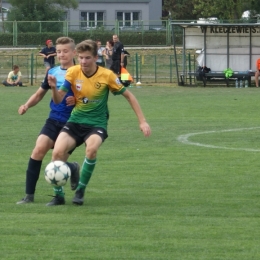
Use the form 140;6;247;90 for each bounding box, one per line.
1;85;260;259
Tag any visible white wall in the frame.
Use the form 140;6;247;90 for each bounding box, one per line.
185;26;260;71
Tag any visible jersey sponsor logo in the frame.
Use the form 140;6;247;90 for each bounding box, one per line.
95;82;101;89
82;97;89;104
76;84;82;91
76;79;83;91
116;77;121;85
79;97;100;104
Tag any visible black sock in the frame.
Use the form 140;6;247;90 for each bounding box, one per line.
25;158;42;194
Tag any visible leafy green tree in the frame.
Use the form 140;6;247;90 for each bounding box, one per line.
163;0;257;21
163;0;197;20
192;0;246;21
6;0;78;32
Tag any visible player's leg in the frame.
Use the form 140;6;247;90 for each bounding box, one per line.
16;134;54;204
46;131;77;206
73;129;107;206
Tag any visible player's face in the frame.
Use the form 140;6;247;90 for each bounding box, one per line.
56;44;75;68
77;51;98;74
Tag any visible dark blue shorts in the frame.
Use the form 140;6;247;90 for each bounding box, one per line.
39;118;65;142
61;122;108;147
39;118;75;154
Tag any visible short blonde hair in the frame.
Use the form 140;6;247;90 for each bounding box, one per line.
56;37;75;49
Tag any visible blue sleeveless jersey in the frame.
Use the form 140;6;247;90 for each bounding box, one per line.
41;66;74;123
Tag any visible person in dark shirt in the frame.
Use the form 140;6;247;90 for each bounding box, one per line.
39;39;57;75
110;35;125;75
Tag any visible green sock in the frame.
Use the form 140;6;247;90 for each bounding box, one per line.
77;157;96;190
53;186;64;197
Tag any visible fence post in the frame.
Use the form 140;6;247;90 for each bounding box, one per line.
188;53;192;85
170;55;172;83
154;55;157;83
141;20;144;46
135;53;139;82
13;20;17;47
31;53;34;86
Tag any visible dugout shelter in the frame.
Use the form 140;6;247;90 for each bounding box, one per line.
172;21;260;86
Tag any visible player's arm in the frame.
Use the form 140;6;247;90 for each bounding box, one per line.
46;53;57;59
38;52;47;58
18;87;48;115
6;72;12;84
48;75;67;104
122;89;151;137
6;77;12;84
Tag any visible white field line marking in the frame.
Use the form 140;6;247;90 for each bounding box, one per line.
177;127;260;152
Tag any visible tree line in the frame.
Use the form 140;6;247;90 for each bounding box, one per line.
162;0;260;21
2;0;260;23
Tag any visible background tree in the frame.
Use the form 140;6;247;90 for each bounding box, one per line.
162;0;197;20
192;0;249;21
6;0;78;32
163;0;259;21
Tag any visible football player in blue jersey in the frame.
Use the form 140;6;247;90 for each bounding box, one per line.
17;37;80;206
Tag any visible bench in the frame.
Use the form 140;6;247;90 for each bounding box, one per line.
187;71;255;87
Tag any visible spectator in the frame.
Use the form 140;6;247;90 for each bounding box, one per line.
103;40;114;69
39;39;57;75
111;34;125;75
96;40;105;67
2;65;23;86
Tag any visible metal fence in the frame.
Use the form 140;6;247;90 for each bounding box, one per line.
0;52;190;86
0;20;173;47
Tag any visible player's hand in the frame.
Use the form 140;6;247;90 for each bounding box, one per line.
18;104;28;115
66;96;76;106
47;75;57;89
140;122;151;137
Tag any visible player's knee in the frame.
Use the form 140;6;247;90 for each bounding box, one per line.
86;147;98;159
31;146;48;160
52;149;66;161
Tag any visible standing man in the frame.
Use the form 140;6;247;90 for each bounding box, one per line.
39;39;57;75
110;34;125;75
48;39;151;206
17;37;79;206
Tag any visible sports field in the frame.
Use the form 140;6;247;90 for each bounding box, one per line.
1;85;260;259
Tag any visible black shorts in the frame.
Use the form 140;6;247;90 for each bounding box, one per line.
110;60;121;75
39;118;65;142
61;122;108;147
39;118;75;154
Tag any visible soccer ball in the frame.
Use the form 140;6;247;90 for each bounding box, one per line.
44;161;71;187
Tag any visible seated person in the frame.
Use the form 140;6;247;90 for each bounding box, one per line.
2;65;23;86
255;58;260;87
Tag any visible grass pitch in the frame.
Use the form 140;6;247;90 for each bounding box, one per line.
0;85;260;259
